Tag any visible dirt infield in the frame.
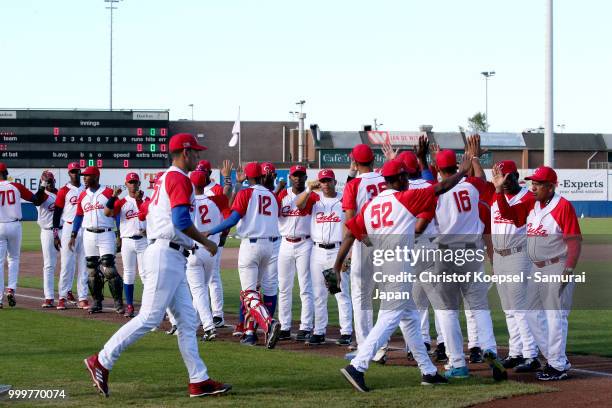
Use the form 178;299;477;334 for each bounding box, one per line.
9;249;612;407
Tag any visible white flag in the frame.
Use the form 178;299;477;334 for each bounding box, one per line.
229;111;240;147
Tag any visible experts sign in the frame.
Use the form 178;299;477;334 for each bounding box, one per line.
554;170;608;201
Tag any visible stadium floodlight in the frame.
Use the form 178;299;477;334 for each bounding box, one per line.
480;71;496;129
104;0;123;111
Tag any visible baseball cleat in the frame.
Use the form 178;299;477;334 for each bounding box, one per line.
266;320;281;349
240;333;257;346
188;379;232;397
56;298;67;310
514;357;542;373
212;316;225;328
166;325;178;335
6;289;16;307
89;301;104;314
84;354;109;397
335;334;352;346
421;372;449;386
295;330;311;342
340;365;369;392
444;365;469;379
41;299;54;308
502;355;525;369
372;346;388;365
306;334;325;346
469;347;484;364
113;300;125;315
484;350;508;381
232;323;245;337
278;330;291;341
434;342;448;363
536;364;568;381
78;299;90;309
124;304;135;318
201;329;217;342
66;290;77;304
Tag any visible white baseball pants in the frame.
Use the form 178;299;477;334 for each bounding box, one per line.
310;245;353;336
41;229;58;300
58;226;88;300
0;221;21;295
494;250;539;358
83;230;115;257
278;238;314;331
98;240;209;383
186;246;217;331
208;246;224;319
350;241;375;346
120;237;147;285
237;238;278;296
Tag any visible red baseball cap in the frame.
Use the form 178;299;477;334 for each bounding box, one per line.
318;169;335;181
67;162;80;171
261;162;276;175
380;160;407;177
196;160;212;173
290;165;307;176
244;162;262;178
525;166;557;184
81;166;100;177
436;150;457;168
497;160;518;175
190;170;207;187
0;162;7;172
350;144;374;163
168;133;207;152
397;151;418;173
125;172;140;182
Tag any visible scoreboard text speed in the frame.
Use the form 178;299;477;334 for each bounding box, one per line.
0;110;170;168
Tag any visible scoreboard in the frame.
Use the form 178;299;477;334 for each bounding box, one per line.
0;110;170;168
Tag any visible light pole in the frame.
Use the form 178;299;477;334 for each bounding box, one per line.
296;100;306;162
374;118;383;130
480;71;495;129
104;0;122;111
188;104;194;121
544;0;554;167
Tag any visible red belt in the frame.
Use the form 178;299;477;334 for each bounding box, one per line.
285;236;310;243
534;257;560;268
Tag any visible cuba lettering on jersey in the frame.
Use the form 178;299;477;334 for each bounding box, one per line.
436;177;489;244
193;194;224;245
310;192;344;244
0;181;34;222
346;188;436;249
231;184;280;239
146;167;196;249
491;187;534;250
525;194;581;262
76;186;115;229
342;172;386;213
55;184;85;223
114;196;148;238
37;192;58;229
277;189;319;238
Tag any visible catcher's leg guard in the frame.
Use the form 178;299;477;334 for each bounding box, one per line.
86;256;104;309
241;290;272;333
100;254;124;312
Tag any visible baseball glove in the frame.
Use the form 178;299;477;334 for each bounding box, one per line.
322;268;341;295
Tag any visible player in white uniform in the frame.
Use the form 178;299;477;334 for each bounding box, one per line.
205;161;282;348
341;144;387;358
277;165;317;341
36;171;61;308
84;133;231;398
336;158;472;391
493;165;582;381
105;172;149;318
0;163;46;308
69;166;124;314
53;162;88;309
185;170;227;341
294;169;353;346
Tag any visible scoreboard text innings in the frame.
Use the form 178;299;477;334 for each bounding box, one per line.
0;110;170;168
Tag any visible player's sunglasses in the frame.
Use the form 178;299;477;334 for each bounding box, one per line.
319;178;334;183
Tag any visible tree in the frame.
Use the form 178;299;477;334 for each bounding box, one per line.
467;112;489;133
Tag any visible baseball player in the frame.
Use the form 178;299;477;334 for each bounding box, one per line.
69;166;124;314
341;144;386;357
53;163;89;309
277;165;318;341
336;158;473;391
493;165;582;381
36;171;61;308
105;173;149;318
427;135;506;380
0;162;46;308
205;162;282;348
85;133;231;398
294;169;353;346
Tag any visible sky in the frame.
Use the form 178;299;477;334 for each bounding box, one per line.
1;0;611;133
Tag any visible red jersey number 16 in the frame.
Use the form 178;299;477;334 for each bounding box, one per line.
453;190;471;212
